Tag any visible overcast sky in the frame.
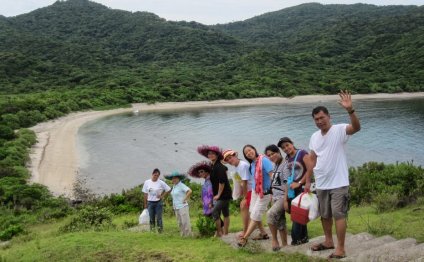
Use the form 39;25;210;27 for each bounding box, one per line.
0;0;422;25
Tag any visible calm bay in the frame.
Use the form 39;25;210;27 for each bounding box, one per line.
78;97;424;194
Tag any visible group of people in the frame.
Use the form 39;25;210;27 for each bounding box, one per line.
141;90;360;259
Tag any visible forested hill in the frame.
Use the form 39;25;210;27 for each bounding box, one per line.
0;0;423;98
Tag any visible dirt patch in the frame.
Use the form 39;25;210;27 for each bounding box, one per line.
135;251;174;262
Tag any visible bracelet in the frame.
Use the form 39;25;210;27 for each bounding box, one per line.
348;109;355;114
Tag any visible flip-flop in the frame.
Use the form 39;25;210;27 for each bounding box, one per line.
272;246;281;252
310;243;335;251
237;237;248;247
328;253;346;259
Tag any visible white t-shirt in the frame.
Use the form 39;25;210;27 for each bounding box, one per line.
309;124;350;190
236;160;252;191
142;179;171;202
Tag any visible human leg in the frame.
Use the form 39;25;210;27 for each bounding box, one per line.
267;198;283;249
311;189;334;250
147;201;157;231
331;186;349;256
156;200;164;233
179;206;192;237
221;200;230;235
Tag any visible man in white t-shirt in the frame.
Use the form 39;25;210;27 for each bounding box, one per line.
142;168;171;233
307;90;361;259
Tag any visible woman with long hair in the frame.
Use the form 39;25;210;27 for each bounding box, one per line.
265;144;289;251
238;144;273;247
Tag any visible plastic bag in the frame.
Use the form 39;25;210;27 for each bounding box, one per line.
139;208;149;225
231;172;242;200
291;192;319;223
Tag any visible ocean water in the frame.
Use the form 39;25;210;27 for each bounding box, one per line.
77;97;424;194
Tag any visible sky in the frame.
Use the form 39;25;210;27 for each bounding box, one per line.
0;0;422;25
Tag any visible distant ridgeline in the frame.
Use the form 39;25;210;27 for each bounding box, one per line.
0;0;423;98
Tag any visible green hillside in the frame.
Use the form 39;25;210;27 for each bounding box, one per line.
0;0;423;96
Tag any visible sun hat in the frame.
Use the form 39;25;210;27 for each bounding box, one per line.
197;145;223;160
222;149;238;163
277;137;293;148
164;171;186;180
187;161;212;178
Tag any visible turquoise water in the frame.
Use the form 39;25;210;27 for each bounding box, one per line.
78;97;424;194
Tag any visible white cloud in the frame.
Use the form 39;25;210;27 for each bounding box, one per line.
1;0;422;24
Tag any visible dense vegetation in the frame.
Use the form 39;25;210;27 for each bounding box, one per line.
0;0;423;246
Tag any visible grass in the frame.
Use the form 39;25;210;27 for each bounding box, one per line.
1;202;423;262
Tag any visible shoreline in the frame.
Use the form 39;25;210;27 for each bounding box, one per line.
28;92;424;197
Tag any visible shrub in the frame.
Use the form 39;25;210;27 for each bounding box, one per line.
372;192;399;213
349;162;424;208
59;206;115;233
0;225;24;241
196;214;216;237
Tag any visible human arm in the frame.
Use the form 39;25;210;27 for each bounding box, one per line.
302;154;314;192
183;189;192;203
338;90;361;135
283;185;289;212
213;183;224;201
144;193;148;209
240;180;248;209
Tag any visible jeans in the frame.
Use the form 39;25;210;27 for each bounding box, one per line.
148;200;163;232
291;221;308;245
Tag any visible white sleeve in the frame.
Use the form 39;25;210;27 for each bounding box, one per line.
142;180;149;193
161;180;171;192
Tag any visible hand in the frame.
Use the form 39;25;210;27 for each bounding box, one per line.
283;200;289;212
304;181;311;193
338;90;353;112
213;195;219;201
290;182;301;189
240;199;247;209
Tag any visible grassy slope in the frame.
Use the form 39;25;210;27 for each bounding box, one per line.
1;203;423;262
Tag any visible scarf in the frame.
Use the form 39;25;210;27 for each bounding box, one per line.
254;154;264;198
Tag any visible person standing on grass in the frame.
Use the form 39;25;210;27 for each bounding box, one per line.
165;171;192;237
142;168;171;233
197;145;232;237
308;90;361;259
278;137;310;246
238;144;273;247
265;144;290;251
222;149;252;239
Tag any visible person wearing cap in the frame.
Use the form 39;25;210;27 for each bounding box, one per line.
308;90;361;259
278;137;310;246
222;149;255;239
142;168;171;233
265;144;290;251
166;171;192;237
197;145;232;237
238;144;274;247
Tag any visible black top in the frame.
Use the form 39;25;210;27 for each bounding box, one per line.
210;160;232;200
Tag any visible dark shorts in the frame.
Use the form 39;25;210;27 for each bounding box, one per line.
212;199;230;221
316;186;350;220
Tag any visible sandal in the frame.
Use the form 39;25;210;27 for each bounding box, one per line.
328;253;346;259
310;243;335;251
237;237;248;247
252;233;269;240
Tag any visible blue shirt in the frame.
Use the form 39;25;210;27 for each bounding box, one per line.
250;156;274;192
170;181;190;210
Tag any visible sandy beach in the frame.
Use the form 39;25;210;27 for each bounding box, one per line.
28;92;424;198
